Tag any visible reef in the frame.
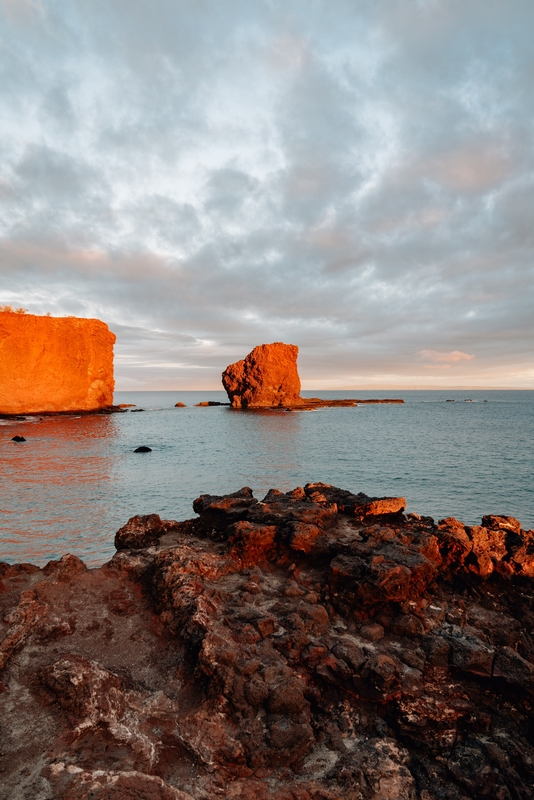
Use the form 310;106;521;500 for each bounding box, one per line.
1;484;534;799
0;312;116;414
222;343;403;409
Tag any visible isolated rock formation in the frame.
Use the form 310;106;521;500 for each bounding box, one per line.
1;484;534;798
0;312;115;414
221;343;404;409
222;342;303;408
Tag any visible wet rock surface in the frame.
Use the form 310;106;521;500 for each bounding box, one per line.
1;483;534;799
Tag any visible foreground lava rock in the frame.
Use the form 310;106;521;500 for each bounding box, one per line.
0;311;115;414
1;485;534;799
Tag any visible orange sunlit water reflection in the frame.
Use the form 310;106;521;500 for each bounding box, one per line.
1;390;533;568
1;414;120;565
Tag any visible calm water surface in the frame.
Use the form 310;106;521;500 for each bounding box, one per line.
1;390;532;566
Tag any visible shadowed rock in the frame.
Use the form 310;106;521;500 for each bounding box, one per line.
1;484;533;799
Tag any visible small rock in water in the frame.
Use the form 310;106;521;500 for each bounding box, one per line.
131;408;145;412
134;446;152;453
12;435;26;442
174;402;186;407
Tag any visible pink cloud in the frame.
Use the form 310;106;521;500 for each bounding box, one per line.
418;349;475;363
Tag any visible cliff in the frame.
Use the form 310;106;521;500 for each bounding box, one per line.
1;484;533;799
0;312;116;414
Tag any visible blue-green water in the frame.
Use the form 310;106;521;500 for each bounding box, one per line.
0;390;532;566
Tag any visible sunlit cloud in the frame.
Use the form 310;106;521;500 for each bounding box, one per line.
418;350;475;363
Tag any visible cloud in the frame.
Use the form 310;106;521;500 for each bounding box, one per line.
0;0;533;388
418;350;475;363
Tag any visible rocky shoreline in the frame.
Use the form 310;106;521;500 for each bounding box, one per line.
0;405;128;421
1;484;533;800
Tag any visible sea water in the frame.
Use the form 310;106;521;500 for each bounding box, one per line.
0;390;532;566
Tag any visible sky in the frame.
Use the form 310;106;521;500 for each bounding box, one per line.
1;0;533;390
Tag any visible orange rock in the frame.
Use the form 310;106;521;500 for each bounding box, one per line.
222;342;304;408
0;312;115;414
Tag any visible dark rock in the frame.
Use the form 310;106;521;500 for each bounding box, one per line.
114;513;181;550
360;622;385;641
11;435;26;442
2;481;534;799
448;631;495;677
481;514;522;534
193;486;258;530
390;614;425;638
134;445;152;452
493;646;534;687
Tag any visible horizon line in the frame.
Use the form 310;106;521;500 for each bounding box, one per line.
114;385;534;392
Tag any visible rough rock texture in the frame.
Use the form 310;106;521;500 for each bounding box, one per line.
0;312;116;414
221;343;404;409
222;343;303;408
1;485;534;799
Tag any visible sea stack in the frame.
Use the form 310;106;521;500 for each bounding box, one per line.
222;342;303;408
0;311;116;414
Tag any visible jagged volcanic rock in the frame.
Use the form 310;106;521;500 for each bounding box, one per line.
222;342;304;408
1;484;534;799
221;342;404;409
0;311;116;414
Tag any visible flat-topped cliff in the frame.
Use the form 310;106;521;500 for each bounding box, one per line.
0;312;116;414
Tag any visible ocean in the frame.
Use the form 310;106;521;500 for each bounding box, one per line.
1;389;532;566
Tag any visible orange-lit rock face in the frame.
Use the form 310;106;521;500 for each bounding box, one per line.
222;342;303;408
0;313;116;414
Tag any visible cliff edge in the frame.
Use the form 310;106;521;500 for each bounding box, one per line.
0;312;116;414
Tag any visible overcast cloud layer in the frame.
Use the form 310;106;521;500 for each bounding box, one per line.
1;0;533;389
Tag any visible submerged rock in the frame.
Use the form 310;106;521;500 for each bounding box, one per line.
1;483;533;799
